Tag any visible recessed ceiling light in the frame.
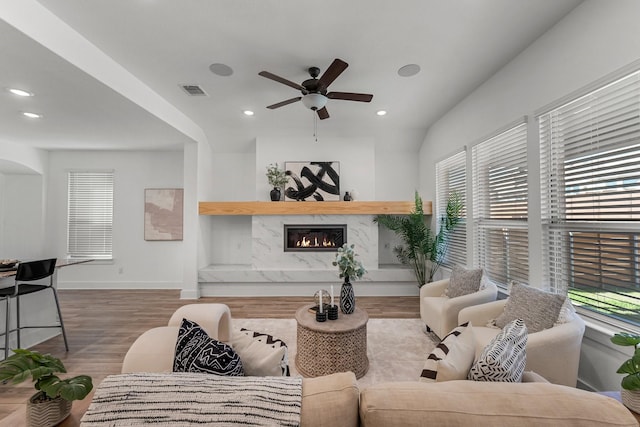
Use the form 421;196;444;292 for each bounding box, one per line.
22;112;42;119
376;110;387;116
8;88;33;97
397;64;421;77
209;63;234;77
243;110;254;116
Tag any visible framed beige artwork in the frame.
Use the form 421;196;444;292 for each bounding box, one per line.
144;188;184;241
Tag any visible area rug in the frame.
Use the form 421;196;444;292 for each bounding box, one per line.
232;318;437;388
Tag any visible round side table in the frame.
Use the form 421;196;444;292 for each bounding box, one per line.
295;304;369;379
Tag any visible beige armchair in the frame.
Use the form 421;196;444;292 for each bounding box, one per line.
458;299;585;387
420;278;498;339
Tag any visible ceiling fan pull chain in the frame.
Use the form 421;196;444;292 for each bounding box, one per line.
313;112;319;143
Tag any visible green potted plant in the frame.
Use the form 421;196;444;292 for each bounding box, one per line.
374;191;463;287
332;243;366;314
0;349;93;426
266;163;289;201
611;332;640;412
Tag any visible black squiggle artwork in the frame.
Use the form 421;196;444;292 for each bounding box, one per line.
284;161;340;201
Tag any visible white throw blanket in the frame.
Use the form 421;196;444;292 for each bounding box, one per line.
81;372;303;426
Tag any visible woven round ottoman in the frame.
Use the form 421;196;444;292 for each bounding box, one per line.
295;304;369;379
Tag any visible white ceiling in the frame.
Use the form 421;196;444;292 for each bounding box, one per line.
0;0;583;154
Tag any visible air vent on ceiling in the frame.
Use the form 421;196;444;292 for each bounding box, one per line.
180;84;208;96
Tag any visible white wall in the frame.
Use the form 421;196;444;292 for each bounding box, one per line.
45;150;186;289
417;0;640;391
1;174;45;260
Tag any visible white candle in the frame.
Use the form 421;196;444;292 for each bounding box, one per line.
319;291;323;313
331;285;335;307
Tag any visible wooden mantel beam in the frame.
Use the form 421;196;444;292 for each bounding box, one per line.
198;201;432;216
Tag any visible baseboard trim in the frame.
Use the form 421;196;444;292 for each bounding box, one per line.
199;281;420;297
57;281;182;290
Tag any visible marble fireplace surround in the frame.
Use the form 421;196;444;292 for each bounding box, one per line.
198;201;429;296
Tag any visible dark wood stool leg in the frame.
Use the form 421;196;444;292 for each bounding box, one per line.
51;288;69;351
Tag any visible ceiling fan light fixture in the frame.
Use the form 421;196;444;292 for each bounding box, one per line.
302;93;328;111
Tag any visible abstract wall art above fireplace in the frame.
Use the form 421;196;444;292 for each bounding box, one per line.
284;161;340;201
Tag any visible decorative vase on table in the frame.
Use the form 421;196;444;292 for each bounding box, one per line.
270;187;281;201
340;277;355;314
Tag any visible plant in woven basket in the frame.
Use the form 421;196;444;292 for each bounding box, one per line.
611;333;640;390
611;332;640;413
0;349;93;426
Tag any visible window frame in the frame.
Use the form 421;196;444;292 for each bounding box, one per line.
538;66;640;327
471;121;529;288
67;170;114;260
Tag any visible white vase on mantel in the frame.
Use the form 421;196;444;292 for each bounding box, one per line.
621;389;640;414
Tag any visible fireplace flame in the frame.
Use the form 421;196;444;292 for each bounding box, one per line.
295;236;336;248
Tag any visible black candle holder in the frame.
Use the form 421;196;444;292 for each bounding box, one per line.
328;305;339;320
315;310;327;322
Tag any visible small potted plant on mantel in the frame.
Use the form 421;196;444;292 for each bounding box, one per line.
0;349;93;426
266;163;289;201
611;332;640;413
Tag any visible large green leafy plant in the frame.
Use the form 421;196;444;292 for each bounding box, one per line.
0;349;93;401
611;332;640;390
375;191;463;287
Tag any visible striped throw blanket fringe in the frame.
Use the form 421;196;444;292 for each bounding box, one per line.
80;372;303;426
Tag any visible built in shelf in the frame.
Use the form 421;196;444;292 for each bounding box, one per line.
198;201;432;216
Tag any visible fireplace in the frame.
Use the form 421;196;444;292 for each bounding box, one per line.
284;224;347;252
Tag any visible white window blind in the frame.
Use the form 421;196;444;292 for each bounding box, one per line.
436;150;467;267
539;69;640;326
67;171;114;259
472;123;529;287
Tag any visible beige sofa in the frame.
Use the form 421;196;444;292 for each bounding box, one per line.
110;304;634;426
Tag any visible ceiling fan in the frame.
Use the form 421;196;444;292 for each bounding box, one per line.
259;58;373;120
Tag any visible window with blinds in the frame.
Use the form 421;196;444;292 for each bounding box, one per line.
539;69;640;326
435;150;467;267
472;123;529;287
67;171;114;260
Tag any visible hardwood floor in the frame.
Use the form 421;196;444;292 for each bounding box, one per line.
0;289;419;426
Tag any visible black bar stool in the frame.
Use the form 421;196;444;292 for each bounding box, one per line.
0;258;69;359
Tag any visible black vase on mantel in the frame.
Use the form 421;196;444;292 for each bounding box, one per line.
340;277;355;314
270;187;281;201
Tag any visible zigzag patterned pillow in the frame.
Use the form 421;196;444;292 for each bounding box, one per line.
231;328;290;376
468;318;527;382
174;318;244;376
420;321;475;382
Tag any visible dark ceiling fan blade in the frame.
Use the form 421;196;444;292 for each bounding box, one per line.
259;71;305;91
266;97;302;109
317;106;330;120
327;92;373;102
317;59;348;89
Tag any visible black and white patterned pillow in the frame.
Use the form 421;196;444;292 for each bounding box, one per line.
445;266;483;298
420;322;475;382
173;318;244;376
231;328;290;376
468;318;527;382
